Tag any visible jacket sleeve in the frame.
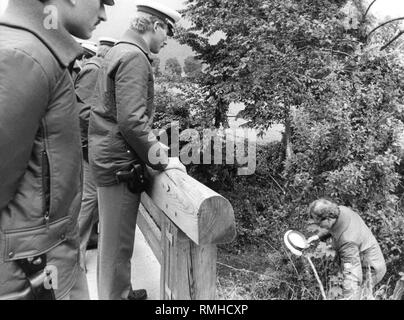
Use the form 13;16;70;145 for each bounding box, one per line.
0;49;49;211
114;52;168;170
74;64;100;144
339;242;362;299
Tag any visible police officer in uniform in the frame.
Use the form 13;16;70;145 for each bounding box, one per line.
72;42;97;80
75;37;116;272
89;1;186;300
0;0;114;300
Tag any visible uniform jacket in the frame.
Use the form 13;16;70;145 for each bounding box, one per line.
319;206;386;298
0;0;84;299
71;60;82;83
89;29;168;187
75;57;103;162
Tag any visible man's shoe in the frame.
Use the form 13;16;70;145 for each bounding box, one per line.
127;289;148;300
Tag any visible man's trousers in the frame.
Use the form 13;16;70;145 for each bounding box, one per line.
97;183;140;300
78;160;99;271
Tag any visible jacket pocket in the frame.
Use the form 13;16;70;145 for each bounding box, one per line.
3;216;71;262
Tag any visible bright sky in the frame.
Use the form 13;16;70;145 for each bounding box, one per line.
1;0;404;18
0;0;7;13
90;0;186;41
0;0;186;40
370;0;404;17
0;0;185;16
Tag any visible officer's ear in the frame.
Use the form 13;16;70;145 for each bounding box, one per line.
153;21;160;33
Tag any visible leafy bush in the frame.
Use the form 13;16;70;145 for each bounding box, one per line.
153;68;404;298
152;0;404;298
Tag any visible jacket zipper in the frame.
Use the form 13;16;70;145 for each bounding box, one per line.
42;140;51;230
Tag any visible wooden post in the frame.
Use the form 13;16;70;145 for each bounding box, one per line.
137;167;236;300
137;204;162;264
161;216;217;300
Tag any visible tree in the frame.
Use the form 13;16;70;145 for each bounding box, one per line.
178;0;403;138
164;57;182;77
177;0;404;281
184;56;203;77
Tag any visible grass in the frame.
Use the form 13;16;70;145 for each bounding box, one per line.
215;245;403;300
216;246;321;300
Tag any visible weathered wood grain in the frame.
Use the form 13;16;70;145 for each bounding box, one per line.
160;216;217;300
141;192;162;228
137;204;162;264
146;168;236;245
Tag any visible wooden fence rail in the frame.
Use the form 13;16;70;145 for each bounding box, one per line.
137;168;236;300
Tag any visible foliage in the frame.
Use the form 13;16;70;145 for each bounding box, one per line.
153;74;248;190
164;57;183;77
183;55;203;78
216;247;324;300
154;75;214;129
152;0;404;299
151;56;162;77
286;35;404;273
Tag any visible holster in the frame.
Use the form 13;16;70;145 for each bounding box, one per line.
115;163;149;194
2;254;56;300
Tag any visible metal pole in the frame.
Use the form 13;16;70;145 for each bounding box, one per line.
305;255;327;300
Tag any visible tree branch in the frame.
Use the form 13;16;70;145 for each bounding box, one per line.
319;48;353;59
336;39;362;45
367;17;404;40
380;30;404;51
364;0;377;21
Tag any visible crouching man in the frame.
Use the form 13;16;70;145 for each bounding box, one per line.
307;199;386;300
89;1;186;300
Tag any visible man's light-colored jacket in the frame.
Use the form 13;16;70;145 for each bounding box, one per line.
322;206;387;299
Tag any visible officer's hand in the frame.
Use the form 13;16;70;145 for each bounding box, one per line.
165;157;187;174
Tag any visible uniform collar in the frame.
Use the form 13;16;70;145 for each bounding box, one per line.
0;0;83;68
117;29;153;63
330;206;351;240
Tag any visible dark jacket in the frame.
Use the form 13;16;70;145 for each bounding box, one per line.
0;0;84;299
75;57;103;162
89;29;168;187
